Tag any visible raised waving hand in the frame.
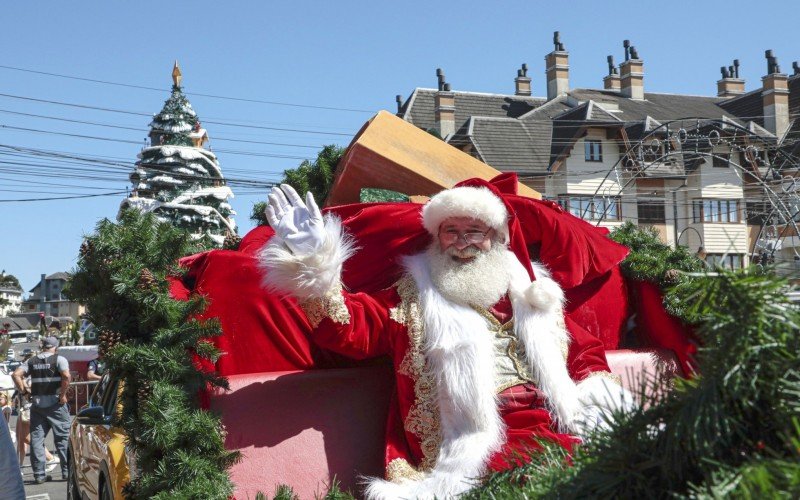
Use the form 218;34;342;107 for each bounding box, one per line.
265;184;326;255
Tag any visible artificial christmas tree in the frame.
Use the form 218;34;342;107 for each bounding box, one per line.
120;62;236;246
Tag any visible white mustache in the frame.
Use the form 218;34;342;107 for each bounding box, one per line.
446;246;481;259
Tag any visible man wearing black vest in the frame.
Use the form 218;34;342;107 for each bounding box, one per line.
12;336;71;484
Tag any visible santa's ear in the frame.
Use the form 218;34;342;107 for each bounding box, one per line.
524;278;564;311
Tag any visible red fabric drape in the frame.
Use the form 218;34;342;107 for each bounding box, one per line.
181;174;690;380
629;280;697;375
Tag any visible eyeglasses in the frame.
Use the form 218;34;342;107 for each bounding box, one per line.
439;230;490;245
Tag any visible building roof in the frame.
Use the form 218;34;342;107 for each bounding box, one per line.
400;84;774;175
400;88;545;133
0;316;33;330
28;272;71;292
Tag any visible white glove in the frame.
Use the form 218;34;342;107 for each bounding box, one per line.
265;184;326;256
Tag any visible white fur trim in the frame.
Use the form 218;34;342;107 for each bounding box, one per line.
571;374;636;437
577;373;635;410
364;254;506;499
422;187;509;243
257;215;355;300
507;258;583;434
364;254;587;498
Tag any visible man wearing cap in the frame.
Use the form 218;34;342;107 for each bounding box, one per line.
260;183;632;499
12;335;71;483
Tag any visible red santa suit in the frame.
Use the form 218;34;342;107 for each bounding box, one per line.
260;183;632;499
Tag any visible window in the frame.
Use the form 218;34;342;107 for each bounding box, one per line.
558;195;619;220
692;199;740;223
637;200;666;223
584;140;603;162
705;254;743;270
712;154;730;169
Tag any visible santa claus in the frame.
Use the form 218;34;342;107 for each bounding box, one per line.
260;183;633;499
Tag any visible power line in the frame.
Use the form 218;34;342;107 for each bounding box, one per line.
0;124;313;160
0;92;353;136
0;64;374;113
0;108;329;149
0;190;127;203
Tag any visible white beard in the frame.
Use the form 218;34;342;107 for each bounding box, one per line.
426;242;512;309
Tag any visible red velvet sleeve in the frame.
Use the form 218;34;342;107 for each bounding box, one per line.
564;315;612;382
309;287;399;361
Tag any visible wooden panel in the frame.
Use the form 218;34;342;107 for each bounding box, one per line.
326;111;540;206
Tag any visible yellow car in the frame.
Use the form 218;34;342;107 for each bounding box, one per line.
67;375;133;500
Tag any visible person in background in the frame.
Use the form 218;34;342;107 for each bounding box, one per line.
0;403;25;499
86;352;105;382
12;336;70;484
0;392;11;423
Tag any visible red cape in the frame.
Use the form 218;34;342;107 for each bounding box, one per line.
174;174;695;381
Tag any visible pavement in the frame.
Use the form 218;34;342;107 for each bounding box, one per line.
4;339;69;499
11;413;69;500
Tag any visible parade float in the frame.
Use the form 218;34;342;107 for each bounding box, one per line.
66;111;799;499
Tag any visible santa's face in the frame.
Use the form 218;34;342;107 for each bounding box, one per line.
429;217;510;308
437;217;494;263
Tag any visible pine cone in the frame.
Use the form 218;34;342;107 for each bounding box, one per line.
222;232;242;250
79;240;95;259
664;269;681;283
138;268;158;291
121;481;137;499
137;380;152;401
98;329;122;356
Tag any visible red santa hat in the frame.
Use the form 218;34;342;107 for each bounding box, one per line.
422;174;535;281
421;174;568;311
421;185;510;244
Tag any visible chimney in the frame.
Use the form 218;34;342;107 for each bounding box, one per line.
545;31;569;100
603;55;621;90
717;59;745;98
619;40;644;100
762;50;790;138
395;95;404;116
434;68;456;139
515;64;532;96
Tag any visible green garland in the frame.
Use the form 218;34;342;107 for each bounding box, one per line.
466;267;800;498
609;222;706;319
66;209;238;499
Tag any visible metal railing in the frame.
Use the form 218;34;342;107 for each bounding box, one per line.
0;380;99;414
67;380;99;411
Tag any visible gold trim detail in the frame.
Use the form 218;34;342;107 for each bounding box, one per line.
386;458;426;482
473;307;534;393
390;275;442;472
557;315;569;360
300;282;350;328
583;370;623;387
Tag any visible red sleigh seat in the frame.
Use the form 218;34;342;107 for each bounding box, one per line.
210;349;680;499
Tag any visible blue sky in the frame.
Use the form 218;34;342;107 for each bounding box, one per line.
1;0;798;292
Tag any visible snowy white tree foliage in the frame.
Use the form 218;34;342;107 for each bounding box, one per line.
120;82;236;245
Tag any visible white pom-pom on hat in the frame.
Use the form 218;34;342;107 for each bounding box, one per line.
524;278;564;311
422;186;509;243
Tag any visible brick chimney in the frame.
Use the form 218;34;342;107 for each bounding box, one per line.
762;50;790;138
545;31;569;100
619;40;644;100
717;59;745;98
603;55;621;90
434;68;456;139
515;64;532;96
